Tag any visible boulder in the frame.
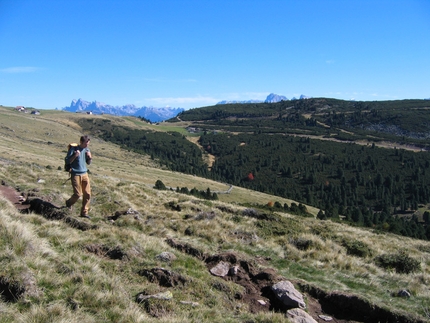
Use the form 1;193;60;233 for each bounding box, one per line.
287;308;317;323
210;261;230;277
271;280;306;309
156;252;177;262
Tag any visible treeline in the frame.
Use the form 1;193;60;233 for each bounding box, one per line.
199;132;430;240
154;180;218;200
174;98;430;146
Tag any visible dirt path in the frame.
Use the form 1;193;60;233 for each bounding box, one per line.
186;136;216;168
0;184;29;210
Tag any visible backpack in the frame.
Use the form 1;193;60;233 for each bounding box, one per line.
64;143;78;172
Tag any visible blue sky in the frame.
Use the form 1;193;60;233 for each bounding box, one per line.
1;0;429;110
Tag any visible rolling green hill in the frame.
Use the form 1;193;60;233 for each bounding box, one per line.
0;105;429;322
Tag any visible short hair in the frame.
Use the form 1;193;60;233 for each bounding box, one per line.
80;135;90;143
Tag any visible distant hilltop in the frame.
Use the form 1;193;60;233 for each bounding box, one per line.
62;99;184;123
217;93;311;105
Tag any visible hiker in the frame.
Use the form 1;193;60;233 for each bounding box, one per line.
65;135;92;218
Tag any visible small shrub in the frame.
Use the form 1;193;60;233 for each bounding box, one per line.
231;215;242;223
154;180;166;190
374;251;420;274
274;201;282;209
255;216;303;238
317;210;327;220
342;239;373;258
290;238;313;251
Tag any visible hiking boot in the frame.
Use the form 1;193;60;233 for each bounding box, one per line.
80;214;90;219
65;200;73;210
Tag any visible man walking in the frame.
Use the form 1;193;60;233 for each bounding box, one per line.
65;135;92;218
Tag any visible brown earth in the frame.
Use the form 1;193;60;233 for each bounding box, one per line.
166;239;363;322
166;239;429;323
0;183;96;231
0;183;30;211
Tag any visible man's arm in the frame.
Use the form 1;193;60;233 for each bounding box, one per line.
66;148;80;164
86;149;92;165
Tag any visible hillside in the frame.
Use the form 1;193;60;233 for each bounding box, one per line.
166;99;430;241
68;98;430;241
0;106;430;322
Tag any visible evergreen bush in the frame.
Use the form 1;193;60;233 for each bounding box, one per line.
375;251;420;274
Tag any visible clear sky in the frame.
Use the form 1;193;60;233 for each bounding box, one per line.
1;0;429;110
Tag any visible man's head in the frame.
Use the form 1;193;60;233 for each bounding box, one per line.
80;135;90;143
80;135;90;147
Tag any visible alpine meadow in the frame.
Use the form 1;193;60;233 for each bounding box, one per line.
1;100;430;323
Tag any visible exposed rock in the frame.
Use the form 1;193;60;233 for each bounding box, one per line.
266;93;289;103
257;299;266;305
156;251;177;262
167;239;428;323
318;314;333;321
64;98;184;123
271;280;306;309
205;252;285;314
179;300;199;306
229;265;240;275
209;261;230;277
287;308;317;323
136;290;173;302
397;289;411;298
135;290;173;317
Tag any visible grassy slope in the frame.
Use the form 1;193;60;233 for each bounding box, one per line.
0;106;429;322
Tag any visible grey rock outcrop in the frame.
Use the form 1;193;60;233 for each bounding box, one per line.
287;308;318;323
271;280;306;309
209;261;230;277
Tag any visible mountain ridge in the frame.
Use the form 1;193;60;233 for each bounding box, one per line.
61;93;309;121
62;98;184;122
217;93;311;105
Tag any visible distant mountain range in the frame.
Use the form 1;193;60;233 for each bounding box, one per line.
217;93;310;105
62;99;184;123
62;94;311;122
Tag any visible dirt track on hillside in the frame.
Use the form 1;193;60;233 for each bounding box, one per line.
0;183;29;210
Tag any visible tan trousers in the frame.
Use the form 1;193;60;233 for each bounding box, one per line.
67;173;91;216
